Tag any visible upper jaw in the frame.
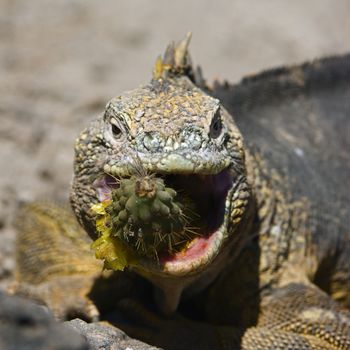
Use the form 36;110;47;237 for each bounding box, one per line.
103;149;232;177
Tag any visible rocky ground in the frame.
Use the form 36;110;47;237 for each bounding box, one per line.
0;0;349;348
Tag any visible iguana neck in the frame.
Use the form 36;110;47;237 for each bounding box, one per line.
245;149;313;287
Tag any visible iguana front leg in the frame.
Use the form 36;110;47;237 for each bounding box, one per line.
9;275;100;321
10;202;104;320
114;282;350;350
243;282;350;350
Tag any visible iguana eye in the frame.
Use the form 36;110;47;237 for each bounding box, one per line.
209;110;222;139
110;118;122;138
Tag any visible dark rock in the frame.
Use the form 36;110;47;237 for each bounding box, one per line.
67;319;159;350
0;292;88;350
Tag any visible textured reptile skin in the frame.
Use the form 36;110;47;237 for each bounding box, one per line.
13;36;350;349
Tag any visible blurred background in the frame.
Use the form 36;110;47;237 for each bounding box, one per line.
0;0;350;283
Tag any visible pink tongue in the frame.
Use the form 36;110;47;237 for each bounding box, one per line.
93;177;114;201
161;233;216;263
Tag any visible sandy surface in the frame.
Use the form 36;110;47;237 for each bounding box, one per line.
0;0;350;283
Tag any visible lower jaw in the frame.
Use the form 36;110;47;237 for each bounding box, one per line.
160;229;225;275
130;219;234;315
135;186;234;277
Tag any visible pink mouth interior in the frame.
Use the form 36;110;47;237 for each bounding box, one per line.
159;234;217;264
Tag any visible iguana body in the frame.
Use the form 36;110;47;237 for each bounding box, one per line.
14;35;350;349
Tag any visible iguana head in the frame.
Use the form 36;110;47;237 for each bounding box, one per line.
71;34;253;311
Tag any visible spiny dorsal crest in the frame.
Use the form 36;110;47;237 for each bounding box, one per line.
152;32;195;81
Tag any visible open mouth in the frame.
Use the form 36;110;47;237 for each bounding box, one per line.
93;167;234;274
158;169;233;273
162;171;232;235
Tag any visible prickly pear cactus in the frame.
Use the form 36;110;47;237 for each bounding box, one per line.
107;175;188;256
91;172;200;270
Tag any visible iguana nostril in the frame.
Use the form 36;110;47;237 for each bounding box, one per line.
188;134;202;150
143;131;164;151
181;127;203;150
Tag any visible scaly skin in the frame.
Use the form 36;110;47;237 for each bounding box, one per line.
14;35;350;349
